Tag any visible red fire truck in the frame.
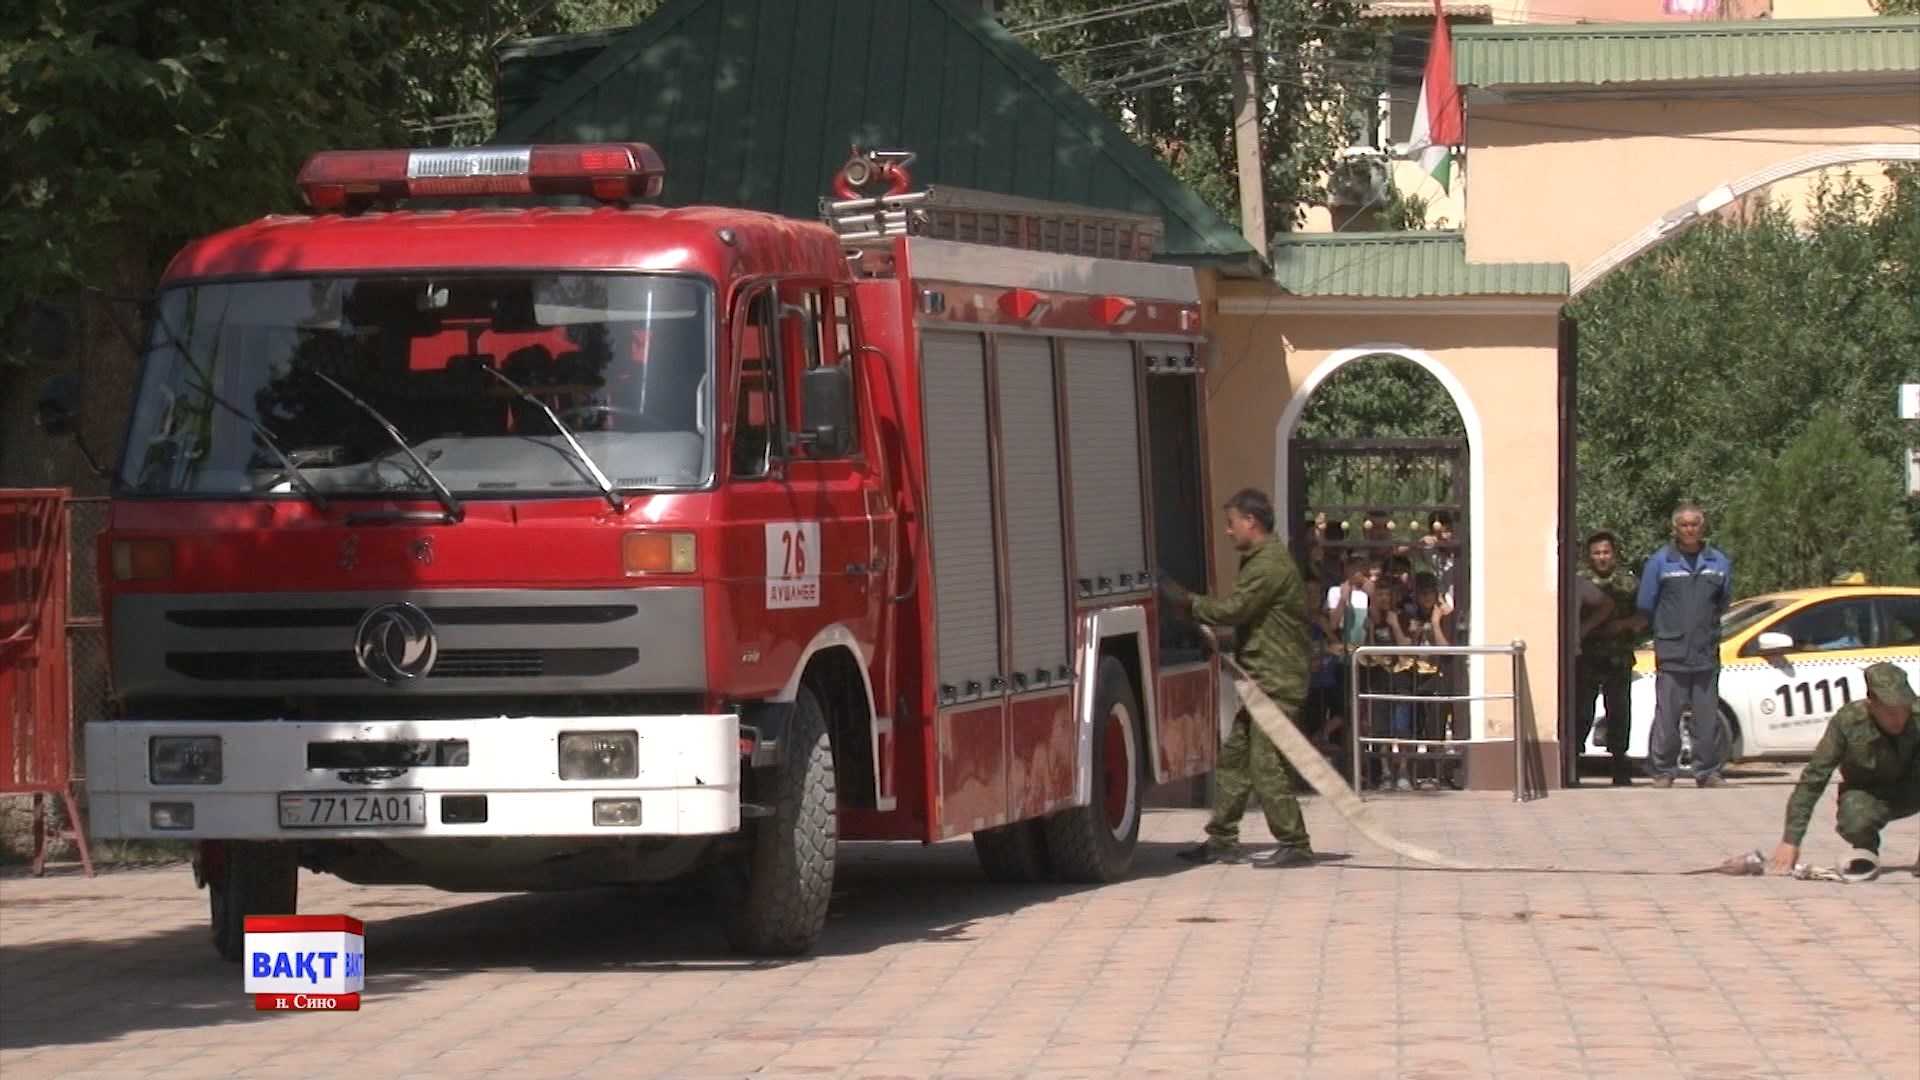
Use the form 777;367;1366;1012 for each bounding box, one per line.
38;144;1222;960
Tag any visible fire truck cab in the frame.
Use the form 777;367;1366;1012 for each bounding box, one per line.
50;144;1221;961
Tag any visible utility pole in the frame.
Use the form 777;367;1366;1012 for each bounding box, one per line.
1225;0;1267;256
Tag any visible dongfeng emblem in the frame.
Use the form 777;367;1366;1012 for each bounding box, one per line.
354;603;438;682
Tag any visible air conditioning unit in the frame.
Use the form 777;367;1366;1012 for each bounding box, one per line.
1328;147;1389;208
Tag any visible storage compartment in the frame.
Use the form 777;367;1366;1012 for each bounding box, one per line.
1145;356;1209;663
920;330;1003;703
1062;340;1147;597
993;334;1071;690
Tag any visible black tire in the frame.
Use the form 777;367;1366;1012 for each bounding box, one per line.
972;820;1051;883
1043;656;1144;884
210;842;299;963
718;686;837;956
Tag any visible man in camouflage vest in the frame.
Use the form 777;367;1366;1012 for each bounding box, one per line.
1769;662;1920;882
1159;488;1316;869
1577;531;1643;786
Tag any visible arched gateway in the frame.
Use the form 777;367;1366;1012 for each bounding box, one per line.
1209;16;1920;789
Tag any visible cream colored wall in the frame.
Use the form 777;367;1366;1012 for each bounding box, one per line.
1770;0;1875;17
1465;91;1920;277
1204;286;1564;743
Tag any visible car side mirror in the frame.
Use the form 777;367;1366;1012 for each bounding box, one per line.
1754;631;1794;654
35;374;81;438
799;365;854;458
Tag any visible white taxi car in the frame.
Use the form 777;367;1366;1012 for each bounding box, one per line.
1584;584;1920;762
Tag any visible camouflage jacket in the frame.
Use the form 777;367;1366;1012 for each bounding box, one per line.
1782;701;1920;843
1578;565;1641;668
1191;537;1311;708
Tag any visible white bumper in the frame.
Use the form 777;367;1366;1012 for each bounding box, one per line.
84;714;740;840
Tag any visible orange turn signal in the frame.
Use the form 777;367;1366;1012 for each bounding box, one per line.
111;539;174;582
622;532;696;575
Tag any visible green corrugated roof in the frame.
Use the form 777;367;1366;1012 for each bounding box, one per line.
492;0;1256;265
1455;16;1920;89
1271;232;1568;298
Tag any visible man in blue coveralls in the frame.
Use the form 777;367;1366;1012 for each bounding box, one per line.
1637;503;1734;788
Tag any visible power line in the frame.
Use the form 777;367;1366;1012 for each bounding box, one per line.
1012;0;1199;37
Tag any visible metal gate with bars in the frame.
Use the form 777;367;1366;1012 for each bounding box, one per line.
1290;438;1472;787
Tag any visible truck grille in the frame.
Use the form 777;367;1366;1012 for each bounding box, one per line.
164;648;638;681
113;588;707;700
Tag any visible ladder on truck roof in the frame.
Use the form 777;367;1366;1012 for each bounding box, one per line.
821;149;1163;263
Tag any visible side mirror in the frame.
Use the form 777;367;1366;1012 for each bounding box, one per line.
800;365;855;458
1754;631;1794;654
35;374;82;438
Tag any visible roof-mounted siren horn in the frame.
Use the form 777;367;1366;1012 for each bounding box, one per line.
296;143;667;212
823;147;929;243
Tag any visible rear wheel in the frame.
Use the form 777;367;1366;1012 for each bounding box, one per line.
716;687;837;956
972;820;1051;882
1043;657;1143;884
209;842;299;963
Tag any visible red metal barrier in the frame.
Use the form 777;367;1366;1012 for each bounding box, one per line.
1;488;93;875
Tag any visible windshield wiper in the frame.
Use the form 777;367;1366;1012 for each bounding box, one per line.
307;371;465;523
143;300;330;511
481;367;626;513
176;379;331;511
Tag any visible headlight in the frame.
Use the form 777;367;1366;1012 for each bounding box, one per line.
559;731;638;780
149;736;222;785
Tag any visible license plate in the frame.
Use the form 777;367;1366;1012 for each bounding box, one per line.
279;791;427;829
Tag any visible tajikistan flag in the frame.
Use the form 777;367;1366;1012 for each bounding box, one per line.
1405;0;1465;193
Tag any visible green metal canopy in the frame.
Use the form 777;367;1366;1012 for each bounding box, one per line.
1454;16;1920;91
493;0;1258;268
1271;232;1568;299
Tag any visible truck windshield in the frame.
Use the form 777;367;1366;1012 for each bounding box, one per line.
119;273;715;498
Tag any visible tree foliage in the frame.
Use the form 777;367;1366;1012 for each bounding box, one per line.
1570;169;1920;589
1718;409;1918;594
1296;356;1464;440
0;0;658;366
999;0;1379;234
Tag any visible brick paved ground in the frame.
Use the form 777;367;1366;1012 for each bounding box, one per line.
2;768;1916;1080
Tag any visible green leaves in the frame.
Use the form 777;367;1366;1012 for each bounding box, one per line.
1001;0;1376;232
0;1;663;367
1570;168;1920;591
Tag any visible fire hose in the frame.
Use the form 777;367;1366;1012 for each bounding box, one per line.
1215;651;1492;871
1212;649;1879;879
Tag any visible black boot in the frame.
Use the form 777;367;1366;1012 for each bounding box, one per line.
1610;756;1633;787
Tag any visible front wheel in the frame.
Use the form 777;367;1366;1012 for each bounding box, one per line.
1043;657;1143;884
716;687;837;956
209;842;299;963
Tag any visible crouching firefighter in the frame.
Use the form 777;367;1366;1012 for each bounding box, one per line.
1768;662;1920;882
1157;488;1316;869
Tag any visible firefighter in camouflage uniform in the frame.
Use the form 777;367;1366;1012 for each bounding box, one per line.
1159;488;1315;869
1769;662;1920;882
1577;531;1643;786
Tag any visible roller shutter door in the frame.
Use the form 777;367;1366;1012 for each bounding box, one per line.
920;330;1002;698
993;335;1069;687
1064;340;1147;594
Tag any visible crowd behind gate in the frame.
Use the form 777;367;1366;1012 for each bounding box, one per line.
1291;510;1464;791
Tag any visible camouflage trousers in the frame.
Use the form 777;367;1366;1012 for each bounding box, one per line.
1836;782;1920;854
1205;703;1311;853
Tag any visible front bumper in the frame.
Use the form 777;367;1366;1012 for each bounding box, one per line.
84;714;740;839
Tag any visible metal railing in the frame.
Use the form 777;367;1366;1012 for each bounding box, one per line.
1347;642;1541;803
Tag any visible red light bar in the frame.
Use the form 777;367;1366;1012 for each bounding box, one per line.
295;144;666;211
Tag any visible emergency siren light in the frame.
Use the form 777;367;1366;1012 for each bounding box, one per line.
296;144;666;211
